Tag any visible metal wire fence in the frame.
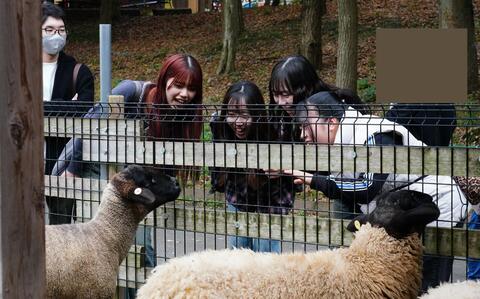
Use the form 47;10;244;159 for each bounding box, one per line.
43;100;480;293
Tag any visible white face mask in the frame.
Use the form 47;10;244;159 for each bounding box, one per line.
42;34;66;55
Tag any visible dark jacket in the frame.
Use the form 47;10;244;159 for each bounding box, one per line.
385;104;456;146
211;169;297;215
44;51;95;117
209;114;299;215
44;51;94;175
310;132;403;204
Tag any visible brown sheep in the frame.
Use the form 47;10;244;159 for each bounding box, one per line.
45;165;180;299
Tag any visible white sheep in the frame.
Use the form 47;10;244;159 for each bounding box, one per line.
420;280;480;299
45;165;181;299
137;190;440;299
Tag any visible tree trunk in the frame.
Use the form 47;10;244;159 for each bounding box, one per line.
271;0;280;6
217;0;241;74
439;0;478;92
100;0;120;24
0;0;45;297
321;0;327;16
237;0;244;34
300;0;324;70
336;0;358;92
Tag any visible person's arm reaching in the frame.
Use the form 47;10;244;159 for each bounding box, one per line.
286;132;403;204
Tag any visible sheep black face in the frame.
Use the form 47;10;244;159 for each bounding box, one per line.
111;165;181;210
347;190;440;239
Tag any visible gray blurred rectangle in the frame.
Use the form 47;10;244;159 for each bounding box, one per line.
376;29;467;103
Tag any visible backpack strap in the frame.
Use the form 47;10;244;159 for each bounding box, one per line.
133;81;144;102
139;81;154;103
72;63;82;99
388;175;427;193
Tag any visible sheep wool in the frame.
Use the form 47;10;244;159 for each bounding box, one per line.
45;165;180;299
420;280;480;299
137;223;423;299
45;185;147;299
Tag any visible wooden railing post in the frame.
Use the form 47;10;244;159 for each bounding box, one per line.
108;95;124;179
0;0;45;297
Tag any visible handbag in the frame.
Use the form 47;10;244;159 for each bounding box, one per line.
454;176;480;205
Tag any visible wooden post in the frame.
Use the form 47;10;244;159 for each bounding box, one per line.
108;95;124;179
0;0;45;297
188;0;199;13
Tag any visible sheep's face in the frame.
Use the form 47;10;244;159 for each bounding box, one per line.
111;165;181;211
347;190;440;239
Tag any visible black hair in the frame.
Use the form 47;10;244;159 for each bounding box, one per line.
268;55;322;107
42;1;65;25
295;91;347;124
214;80;274;142
268;55;369;141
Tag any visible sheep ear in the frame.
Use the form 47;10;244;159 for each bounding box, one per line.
130;188;156;206
346;214;369;233
391;204;440;234
398;190;433;210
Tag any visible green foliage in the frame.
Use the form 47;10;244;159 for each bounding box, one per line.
357;78;376;103
201;121;213;142
112;78;123;88
204;200;225;209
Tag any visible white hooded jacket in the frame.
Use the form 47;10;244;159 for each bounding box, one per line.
329;107;467;228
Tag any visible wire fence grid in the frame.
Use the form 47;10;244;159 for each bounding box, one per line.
43;100;480;291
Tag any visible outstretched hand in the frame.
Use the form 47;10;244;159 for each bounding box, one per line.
263;169;282;179
282;170;313;185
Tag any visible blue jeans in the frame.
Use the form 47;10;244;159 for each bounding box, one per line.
134;225;156;267
126;225;155;298
227;204;281;253
468;211;480;280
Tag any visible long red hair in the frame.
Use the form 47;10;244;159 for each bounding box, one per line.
146;54;203;140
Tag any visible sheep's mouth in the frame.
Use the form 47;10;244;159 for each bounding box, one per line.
151;182;181;205
166;186;181;201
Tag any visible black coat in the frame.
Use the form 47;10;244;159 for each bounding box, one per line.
44;52;95;224
44;51;94;175
44;51;95;117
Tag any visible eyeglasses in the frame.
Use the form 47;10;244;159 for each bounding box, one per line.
42;27;68;36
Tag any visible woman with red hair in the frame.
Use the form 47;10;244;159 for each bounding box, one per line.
56;53;204;177
145;53;203;141
51;53;204;298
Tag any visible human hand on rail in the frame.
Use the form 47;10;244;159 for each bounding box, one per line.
263;169;282;179
61;170;79;178
282;170;313;185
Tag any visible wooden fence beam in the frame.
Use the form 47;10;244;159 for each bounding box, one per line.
83;140;480;176
45;176;480;258
44;117;142;139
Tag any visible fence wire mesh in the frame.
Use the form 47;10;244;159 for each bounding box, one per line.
43;101;480;292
